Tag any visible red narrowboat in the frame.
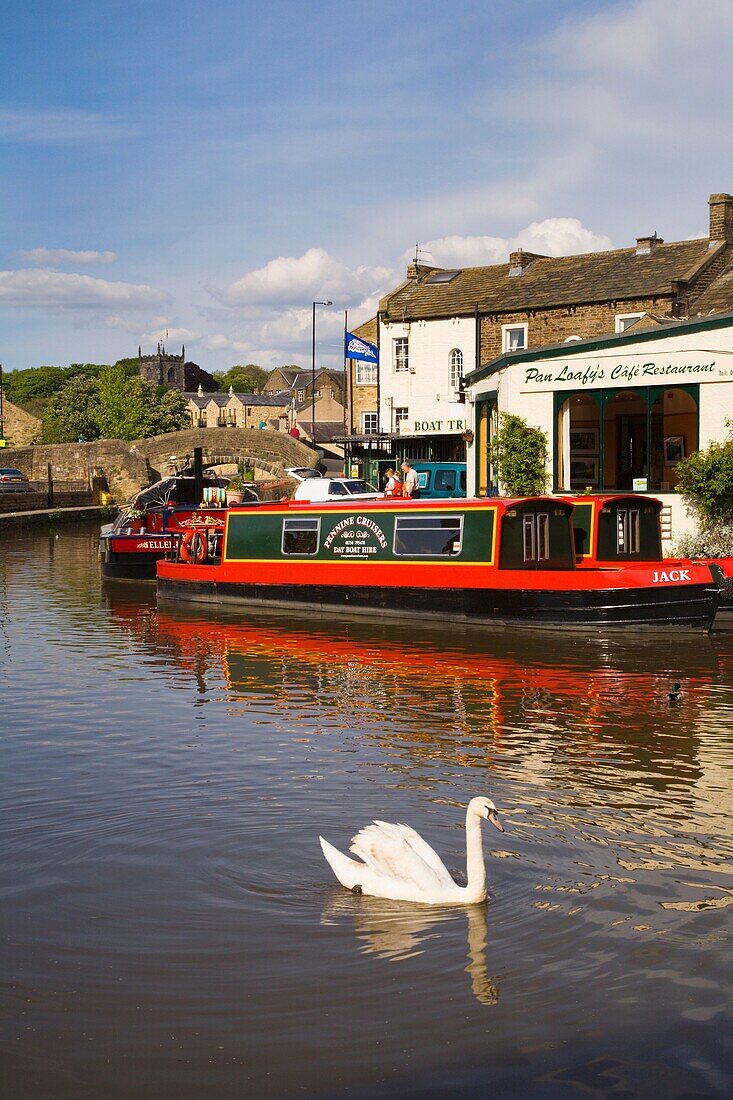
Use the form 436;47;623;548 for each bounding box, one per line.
156;496;722;631
566;493;733;624
100;473;256;580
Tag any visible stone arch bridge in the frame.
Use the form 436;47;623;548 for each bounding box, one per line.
1;427;318;501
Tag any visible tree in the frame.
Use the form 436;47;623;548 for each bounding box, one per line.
40;365;191;442
4;366;66;404
488;413;550;496
42;374;102;442
675;419;733;529
140;387;190;436
96;366;148;440
214;364;269;393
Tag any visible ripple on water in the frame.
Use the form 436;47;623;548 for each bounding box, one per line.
1;524;733;1098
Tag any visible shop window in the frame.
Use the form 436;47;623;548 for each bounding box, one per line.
502;323;527;353
394;515;463;557
603;389;647;490
356;363;377;384
394;338;409;372
556;385;698;492
557;392;601;491
282;518;320;556
649;388;698;491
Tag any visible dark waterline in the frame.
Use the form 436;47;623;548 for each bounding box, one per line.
1;522;732;1098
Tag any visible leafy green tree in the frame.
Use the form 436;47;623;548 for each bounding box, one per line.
41;374;102;443
215;364;269;393
140;387;190;436
488;413;550;496
4;366;66;404
113;357;145;377
675;419;733;529
40;365;190;442
96;366;148;440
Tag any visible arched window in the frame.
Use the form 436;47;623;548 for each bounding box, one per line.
167;366;176;383
449;348;463;391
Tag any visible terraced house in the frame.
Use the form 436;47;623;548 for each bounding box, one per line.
342;192;733;489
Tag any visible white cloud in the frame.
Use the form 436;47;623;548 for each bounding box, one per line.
416;218;613;268
17;248;117;266
218;247;393;309
140;326;201;348
0;268;169;309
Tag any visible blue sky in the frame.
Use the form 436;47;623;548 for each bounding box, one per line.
2;0;732;374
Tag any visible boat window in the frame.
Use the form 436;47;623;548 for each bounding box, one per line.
393;515;463;557
616;508;641;554
282;517;320;555
523;513;550;562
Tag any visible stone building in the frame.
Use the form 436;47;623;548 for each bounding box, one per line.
137;342;187;389
263;366;346;441
186;388;291;430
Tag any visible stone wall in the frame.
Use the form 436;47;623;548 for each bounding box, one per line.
479;295;674;363
0;427;318;503
1;400;42;446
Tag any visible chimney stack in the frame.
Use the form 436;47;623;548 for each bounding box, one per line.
709;193;733;243
636;232;663;256
508;249;546;276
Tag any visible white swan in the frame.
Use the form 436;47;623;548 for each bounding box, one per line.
319;797;504;906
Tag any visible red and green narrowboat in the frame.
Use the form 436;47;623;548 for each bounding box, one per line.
566;493;733;624
100;473;255;580
156;496;722;631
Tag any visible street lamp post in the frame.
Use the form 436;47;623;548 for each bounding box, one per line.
311;300;332;444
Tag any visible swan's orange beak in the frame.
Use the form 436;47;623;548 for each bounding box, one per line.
488;811;504;833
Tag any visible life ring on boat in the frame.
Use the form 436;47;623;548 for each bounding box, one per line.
180;529;207;564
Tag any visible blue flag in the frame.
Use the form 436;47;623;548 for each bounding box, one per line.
345;331;379;363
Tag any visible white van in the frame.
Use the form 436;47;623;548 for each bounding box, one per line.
292;477;381;502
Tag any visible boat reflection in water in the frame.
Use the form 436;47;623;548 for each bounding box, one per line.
322;892;499;1006
104;593;733;806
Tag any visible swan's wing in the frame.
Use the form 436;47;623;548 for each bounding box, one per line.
349;821;454;891
373;821;456;886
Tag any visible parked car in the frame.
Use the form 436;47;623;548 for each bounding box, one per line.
412;462;467;499
0;467;30;491
285;467;323;482
293;478;381;502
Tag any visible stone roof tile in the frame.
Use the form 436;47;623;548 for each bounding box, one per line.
380;239;713;319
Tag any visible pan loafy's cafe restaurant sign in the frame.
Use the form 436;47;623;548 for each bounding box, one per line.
520;352;730;393
323;514;388;557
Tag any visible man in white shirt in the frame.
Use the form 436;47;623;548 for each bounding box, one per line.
401;461;420;499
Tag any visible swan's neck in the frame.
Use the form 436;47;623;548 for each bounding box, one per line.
465;810;487;902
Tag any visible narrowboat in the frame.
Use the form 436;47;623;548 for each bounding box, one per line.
156;496;722;631
100;473;256;580
567;493;733;625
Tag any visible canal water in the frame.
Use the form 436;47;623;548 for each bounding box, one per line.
2;522;733;1098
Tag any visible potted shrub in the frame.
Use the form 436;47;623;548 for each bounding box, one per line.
226;476;246;505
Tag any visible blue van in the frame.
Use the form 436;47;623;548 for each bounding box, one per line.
412;462;467;499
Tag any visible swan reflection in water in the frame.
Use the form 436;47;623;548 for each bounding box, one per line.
322;892;499;1006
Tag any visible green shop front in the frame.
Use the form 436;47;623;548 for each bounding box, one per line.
465;311;733;543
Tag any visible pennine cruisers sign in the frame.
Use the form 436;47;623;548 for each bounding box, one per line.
520;352;732;393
